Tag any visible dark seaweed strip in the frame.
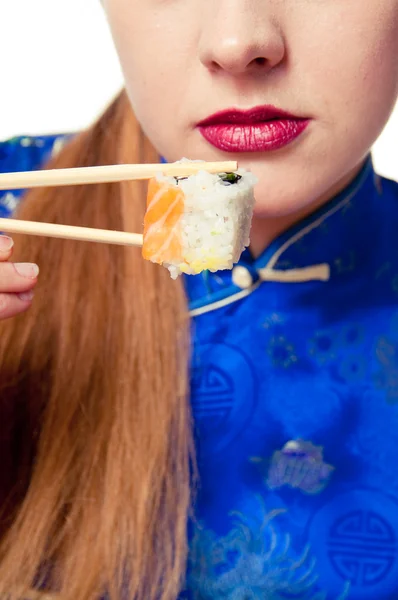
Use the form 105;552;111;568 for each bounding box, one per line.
218;172;242;184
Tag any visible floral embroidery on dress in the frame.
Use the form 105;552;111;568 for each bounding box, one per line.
374;336;398;405
186;502;350;599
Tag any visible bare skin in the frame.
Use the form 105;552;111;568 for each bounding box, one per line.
0;235;38;319
2;0;398;318
104;0;398;251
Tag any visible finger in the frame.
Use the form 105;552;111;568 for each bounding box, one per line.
0;262;39;293
0;235;14;261
0;291;34;320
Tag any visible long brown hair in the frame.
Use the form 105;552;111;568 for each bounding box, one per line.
0;90;194;600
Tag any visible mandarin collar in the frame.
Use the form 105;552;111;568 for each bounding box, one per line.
185;156;382;315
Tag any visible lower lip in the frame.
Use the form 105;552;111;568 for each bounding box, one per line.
198;119;309;153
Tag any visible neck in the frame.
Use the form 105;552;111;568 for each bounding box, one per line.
249;160;366;258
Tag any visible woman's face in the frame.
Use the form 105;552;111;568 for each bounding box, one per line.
103;0;398;220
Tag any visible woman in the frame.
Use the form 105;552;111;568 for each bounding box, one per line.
0;1;398;598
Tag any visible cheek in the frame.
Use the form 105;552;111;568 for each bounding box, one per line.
294;4;398;136
106;8;188;134
106;5;199;157
338;29;398;127
105;2;167;91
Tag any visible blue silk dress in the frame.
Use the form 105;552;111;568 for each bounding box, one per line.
1;134;398;600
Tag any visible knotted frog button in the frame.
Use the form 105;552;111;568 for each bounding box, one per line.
232;265;253;289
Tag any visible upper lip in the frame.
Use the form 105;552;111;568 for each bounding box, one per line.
197;105;305;126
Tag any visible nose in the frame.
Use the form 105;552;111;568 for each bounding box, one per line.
199;0;286;76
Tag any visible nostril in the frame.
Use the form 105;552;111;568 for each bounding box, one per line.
254;57;266;66
209;60;221;72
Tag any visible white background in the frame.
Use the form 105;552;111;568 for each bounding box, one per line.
1;0;397;181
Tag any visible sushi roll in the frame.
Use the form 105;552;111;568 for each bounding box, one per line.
142;162;257;279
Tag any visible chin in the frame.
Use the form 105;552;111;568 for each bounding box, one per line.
252;193;311;220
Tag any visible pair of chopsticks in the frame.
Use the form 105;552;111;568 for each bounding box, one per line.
0;161;237;247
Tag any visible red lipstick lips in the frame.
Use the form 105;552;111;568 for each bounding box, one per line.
197;106;309;153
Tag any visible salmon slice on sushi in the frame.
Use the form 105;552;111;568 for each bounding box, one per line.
142;161;257;278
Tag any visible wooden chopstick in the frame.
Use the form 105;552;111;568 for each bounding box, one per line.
0;161;238;191
0;218;143;247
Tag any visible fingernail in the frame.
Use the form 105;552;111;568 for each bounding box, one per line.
0;236;14;252
18;290;34;302
14;263;39;278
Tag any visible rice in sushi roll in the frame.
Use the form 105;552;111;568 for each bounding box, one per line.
142;162;257;278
